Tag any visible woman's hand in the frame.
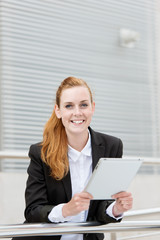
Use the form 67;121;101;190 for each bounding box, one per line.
62;192;93;218
112;191;133;217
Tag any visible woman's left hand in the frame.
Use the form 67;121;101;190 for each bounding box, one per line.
111;191;133;217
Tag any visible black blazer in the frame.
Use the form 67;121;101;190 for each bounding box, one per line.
14;127;123;240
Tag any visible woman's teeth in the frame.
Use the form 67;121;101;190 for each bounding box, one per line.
72;120;83;124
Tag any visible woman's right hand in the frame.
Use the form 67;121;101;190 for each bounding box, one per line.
62;192;93;217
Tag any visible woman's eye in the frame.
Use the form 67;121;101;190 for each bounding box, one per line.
81;103;88;108
65;104;72;109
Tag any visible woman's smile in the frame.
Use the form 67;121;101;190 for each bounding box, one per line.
71;120;85;125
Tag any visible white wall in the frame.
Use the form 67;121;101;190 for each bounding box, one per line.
0;172;27;224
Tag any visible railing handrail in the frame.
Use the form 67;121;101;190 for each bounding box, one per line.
0;221;160;238
0;151;160;163
0;151;29;159
124;207;160;217
0;152;160;239
123;156;160;164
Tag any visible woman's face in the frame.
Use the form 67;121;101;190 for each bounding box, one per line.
55;86;95;137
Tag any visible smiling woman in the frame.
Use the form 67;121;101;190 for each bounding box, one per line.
41;77;95;180
54;86;95;151
12;76;133;240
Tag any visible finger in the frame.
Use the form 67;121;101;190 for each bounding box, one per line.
116;199;133;209
118;199;133;206
121;202;133;210
74;201;91;211
112;191;132;199
117;198;133;207
112;191;132;198
74;198;91;205
117;197;133;203
73;193;93;204
79;192;93;199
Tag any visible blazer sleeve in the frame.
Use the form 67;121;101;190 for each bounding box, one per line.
24;144;53;223
115;138;123;158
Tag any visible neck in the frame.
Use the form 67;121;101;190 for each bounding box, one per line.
67;130;89;152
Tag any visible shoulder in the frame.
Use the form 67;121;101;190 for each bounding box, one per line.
89;127;123;157
27;142;44;168
27;142;48;175
28;142;42;158
89;127;122;146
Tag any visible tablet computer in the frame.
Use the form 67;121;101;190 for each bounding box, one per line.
84;158;143;199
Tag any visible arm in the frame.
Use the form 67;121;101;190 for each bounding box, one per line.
25;144;54;222
48;192;93;222
88;137;132;223
25;144;93;223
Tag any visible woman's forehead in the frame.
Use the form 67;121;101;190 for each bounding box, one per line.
60;86;91;102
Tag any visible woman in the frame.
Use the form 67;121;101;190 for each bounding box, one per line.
24;77;133;240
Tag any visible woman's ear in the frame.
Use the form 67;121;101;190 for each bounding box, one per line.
92;101;95;114
54;104;61;119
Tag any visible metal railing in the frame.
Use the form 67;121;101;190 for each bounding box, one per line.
0;151;29;159
116;208;160;240
0;152;160;239
124;207;160;217
0;220;160;239
0;151;160;163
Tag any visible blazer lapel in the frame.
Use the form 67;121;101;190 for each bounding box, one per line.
91;144;105;170
87;127;106;216
89;127;106;170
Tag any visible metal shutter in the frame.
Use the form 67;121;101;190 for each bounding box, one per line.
0;0;160;171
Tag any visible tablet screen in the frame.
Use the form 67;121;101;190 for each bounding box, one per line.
84;158;143;199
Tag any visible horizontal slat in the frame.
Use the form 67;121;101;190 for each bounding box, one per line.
0;0;160;171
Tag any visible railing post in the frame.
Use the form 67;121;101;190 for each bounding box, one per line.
110;232;117;240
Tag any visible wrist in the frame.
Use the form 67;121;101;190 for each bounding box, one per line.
62;203;69;218
112;205;122;217
48;203;72;223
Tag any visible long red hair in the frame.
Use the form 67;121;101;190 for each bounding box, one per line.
41;76;93;180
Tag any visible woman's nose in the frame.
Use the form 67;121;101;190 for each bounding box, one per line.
73;106;82;115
